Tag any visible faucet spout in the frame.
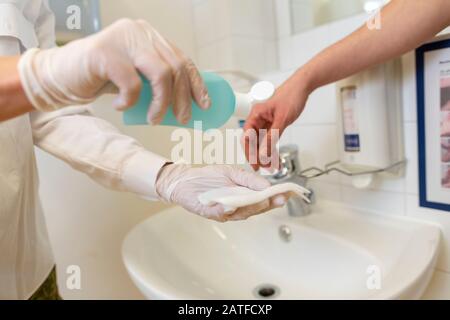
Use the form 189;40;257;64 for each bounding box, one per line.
266;145;314;217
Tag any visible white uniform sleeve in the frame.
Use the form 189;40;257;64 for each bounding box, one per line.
30;1;168;200
30;107;168;199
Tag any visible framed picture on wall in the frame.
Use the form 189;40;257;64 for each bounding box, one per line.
417;36;450;212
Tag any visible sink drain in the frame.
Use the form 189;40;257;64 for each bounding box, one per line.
253;284;280;299
279;225;292;242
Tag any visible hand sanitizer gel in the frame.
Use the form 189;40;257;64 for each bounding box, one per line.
123;72;274;131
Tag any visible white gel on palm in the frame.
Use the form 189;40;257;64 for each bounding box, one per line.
198;183;311;212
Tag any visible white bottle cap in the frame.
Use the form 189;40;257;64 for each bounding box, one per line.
234;81;275;119
250;81;275;102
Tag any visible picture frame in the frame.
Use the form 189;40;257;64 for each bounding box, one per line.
416;36;450;212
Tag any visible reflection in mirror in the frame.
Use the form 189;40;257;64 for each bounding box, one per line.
290;0;388;35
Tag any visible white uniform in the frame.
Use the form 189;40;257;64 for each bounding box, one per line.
0;0;167;299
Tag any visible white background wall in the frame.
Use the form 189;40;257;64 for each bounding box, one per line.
193;0;278;76
37;0;197;299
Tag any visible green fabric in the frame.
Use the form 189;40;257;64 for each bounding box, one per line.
29;266;62;300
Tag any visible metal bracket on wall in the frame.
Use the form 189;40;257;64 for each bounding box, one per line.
299;159;407;180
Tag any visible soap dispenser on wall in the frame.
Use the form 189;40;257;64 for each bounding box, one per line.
336;59;404;188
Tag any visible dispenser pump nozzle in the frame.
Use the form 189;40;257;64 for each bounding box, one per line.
234;81;275;119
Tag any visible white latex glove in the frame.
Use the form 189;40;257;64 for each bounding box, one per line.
155;164;287;222
18;19;210;124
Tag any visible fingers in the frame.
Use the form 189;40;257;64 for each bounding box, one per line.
169;43;210;110
135;50;174;124
106;56;143;111
242;102;283;171
242;105;270;171
198;203;233;223
226;199;271;221
172;68;193;124
120;20;209;125
202;193;289;223
185;59;211;110
258;115;284;171
226;193;289;222
225;167;271;191
242;122;260;171
147;25;207;124
257;106;288;171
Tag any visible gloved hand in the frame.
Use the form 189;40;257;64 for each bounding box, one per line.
155;164;287;222
18;19;210;124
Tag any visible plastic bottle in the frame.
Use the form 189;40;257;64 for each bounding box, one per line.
123;72;274;131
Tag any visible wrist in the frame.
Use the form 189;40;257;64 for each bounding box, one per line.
275;68;313;114
155;163;190;202
121;151;169;200
19;48;71;112
291;66;316;97
18;48;53;112
0;56;34;120
19;47;94;112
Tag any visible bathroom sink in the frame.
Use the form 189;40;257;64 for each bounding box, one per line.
122;201;440;300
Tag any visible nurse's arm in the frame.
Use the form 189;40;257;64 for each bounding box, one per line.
28;3;169;202
293;0;450;94
30;106;168;200
0;56;34;121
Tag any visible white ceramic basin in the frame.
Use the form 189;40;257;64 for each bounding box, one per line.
122;201;440;300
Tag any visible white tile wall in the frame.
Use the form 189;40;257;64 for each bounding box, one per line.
196;38;234;70
341;186;405;215
290;0;315;35
230;0;277;40
230;37;278;74
193;0;278;76
294;84;336;125
288;124;340;183
309;180;342;203
404;123;419;195
402;52;418;123
274;0;292;39
193;0;231;47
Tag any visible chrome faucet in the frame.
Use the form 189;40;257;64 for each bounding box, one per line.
267;145;314;217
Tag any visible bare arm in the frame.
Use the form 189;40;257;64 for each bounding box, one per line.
297;0;450;92
1;18;211;124
0;56;34;121
244;0;450;170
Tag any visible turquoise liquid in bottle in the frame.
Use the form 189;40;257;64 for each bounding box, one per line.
123;72;236;131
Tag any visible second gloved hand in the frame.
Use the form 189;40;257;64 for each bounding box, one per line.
155;164;287;222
